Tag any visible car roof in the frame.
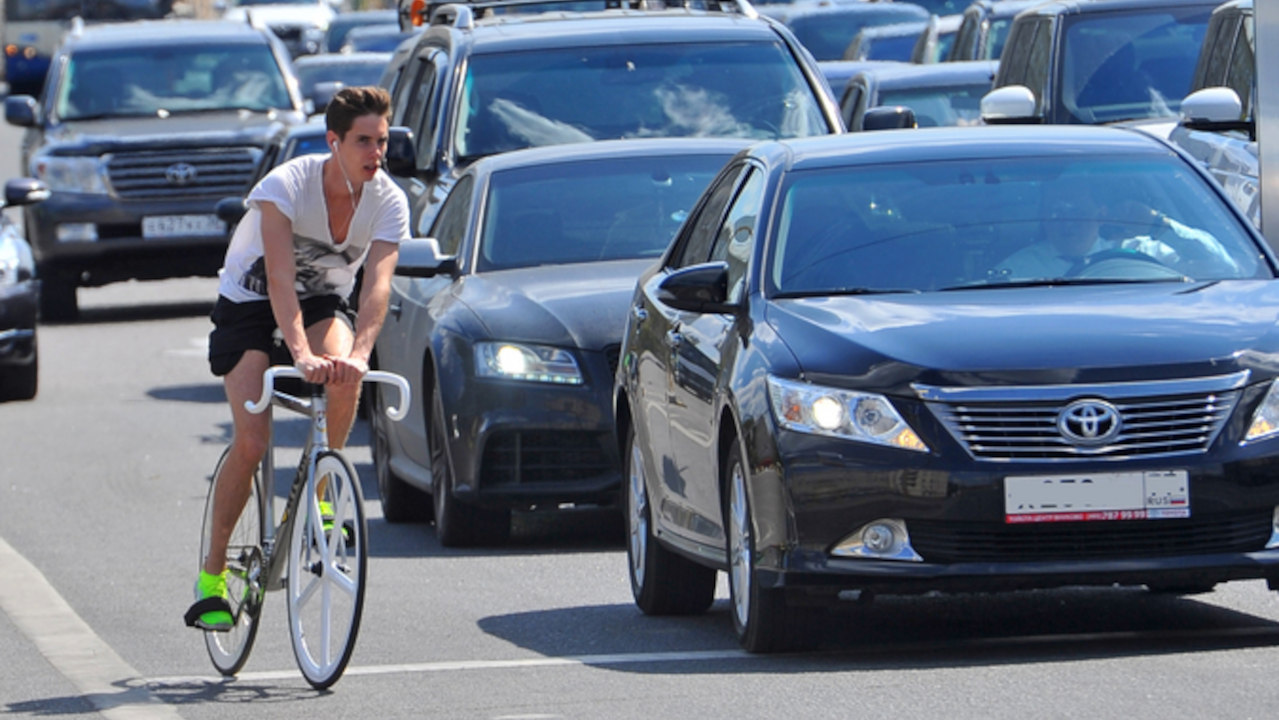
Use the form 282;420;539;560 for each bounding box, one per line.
854;59;998;90
293;51;392;66
855;21;929;40
1018;0;1225;19
62;19;274;51
469;137;754;176
760;125;1175;171
967;0;1045;20
765;2;930;22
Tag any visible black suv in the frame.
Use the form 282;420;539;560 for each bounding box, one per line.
3;19;307;320
384;0;842;234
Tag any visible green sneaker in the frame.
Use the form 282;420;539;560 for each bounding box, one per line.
184;570;233;631
318;501;354;548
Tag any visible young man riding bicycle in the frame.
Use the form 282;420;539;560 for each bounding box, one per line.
185;86;411;631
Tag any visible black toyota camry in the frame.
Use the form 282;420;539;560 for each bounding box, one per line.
613;125;1279;652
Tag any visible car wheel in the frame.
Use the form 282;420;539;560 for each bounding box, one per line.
371;385;429;524
724;441;810;653
625;425;716;615
39;273;78;323
429;381;509;547
0;346;37;402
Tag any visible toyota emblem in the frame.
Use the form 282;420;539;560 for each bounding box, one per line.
165;162;198;186
1057;399;1122;446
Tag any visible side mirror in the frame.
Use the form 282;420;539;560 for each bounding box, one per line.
656;261;734;314
861;106;917;131
216;196;248;225
5;95;38;128
980;85;1039;125
384;125;417;177
394;237;458;277
1181;86;1254;138
3;178;50;208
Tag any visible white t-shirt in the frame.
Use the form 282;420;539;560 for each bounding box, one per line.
217;153;410;303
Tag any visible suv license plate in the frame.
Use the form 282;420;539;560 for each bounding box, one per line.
1005;470;1189;524
142;214;226;239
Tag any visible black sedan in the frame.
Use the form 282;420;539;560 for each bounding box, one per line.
613;125;1279;652
369;138;748;546
0;179;49;401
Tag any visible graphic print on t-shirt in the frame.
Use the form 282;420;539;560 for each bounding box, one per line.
238;233;365;297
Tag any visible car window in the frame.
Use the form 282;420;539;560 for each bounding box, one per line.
996;19;1035;87
429;174;474;257
451;42;829;161
879;82;990;127
1225;15;1254;117
708;168;764;304
984;17;1018;61
785;6;929;61
401;50;442;168
475;153;732;272
1194;11;1238;90
669;163;750;270
840;82;865;131
768;155;1268;296
1023;19;1052;114
53;43;290;120
949;10;978;61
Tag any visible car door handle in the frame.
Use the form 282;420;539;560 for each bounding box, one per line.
389;301;402;320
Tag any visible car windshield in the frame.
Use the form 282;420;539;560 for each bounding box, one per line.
453;42;829;161
785;6;928;61
878;82;990;127
1058;6;1212;124
54;44;292;119
768;155;1270;296
477;153;731;271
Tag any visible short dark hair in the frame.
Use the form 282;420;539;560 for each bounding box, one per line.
326;86;391;138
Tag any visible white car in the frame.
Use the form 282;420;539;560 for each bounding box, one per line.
219;0;339;57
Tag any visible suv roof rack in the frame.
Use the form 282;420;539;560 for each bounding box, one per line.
400;0;756;30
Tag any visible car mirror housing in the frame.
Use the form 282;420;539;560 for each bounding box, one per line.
215;196;248;225
980;85;1039;125
395;237;457;277
3;178;50;208
861;106;917;131
4;96;39;128
1181;87;1255;139
384;126;417;177
656;261;735;314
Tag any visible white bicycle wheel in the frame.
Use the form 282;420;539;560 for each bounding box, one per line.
199;447;264;676
286;450;367;690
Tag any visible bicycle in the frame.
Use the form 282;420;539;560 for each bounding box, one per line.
195;365;410;689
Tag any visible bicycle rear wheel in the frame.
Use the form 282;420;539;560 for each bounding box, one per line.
286;450;367;690
199;446;265;676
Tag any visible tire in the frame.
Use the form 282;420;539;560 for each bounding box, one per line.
38;273;78;323
0;346;38;402
429;383;509;547
371;385;429;523
724;441;809;653
200;446;264;676
625;425;716;615
286;450;367;690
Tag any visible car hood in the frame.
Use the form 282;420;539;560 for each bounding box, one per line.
767;281;1279;390
456;259;653;350
40;114;295;152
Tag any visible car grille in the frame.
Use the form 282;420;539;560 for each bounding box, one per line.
917;372;1247;462
480;430;613;486
106;148;262;200
907;512;1273;563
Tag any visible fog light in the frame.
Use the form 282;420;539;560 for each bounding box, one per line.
56;224;98;243
831;518;923;562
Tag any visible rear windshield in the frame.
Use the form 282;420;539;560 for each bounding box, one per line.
453;42;829;161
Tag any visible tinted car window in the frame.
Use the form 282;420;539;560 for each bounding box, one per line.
709;168;764;304
768;156;1267;295
786;6;929;61
1225;16;1254;115
879;83;989;127
53;44;290;119
671;163;749;270
430;174;474;257
477;154;730;271
453;42;829;160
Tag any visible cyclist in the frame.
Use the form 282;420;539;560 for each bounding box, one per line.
185;86;411;631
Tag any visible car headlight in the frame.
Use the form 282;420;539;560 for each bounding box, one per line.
767;375;928;452
475;342;583;385
1245;380;1279;443
32;156;109;194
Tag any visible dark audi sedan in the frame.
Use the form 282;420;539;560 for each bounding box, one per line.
614;125;1279;652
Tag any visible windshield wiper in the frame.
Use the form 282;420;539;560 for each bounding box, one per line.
939;276;1191;291
776;287;922;298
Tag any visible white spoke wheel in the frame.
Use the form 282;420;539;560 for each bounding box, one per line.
200;447;264;676
286;451;367;690
625;425;715;615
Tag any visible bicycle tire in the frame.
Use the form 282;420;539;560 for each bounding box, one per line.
199;446;265;676
286;450;367;690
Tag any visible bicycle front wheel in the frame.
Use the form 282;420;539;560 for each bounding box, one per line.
199;446;265;676
286;450;367;690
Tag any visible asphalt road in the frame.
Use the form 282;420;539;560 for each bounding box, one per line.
7;119;1279;720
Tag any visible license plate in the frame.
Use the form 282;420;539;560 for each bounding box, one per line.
142;214;226;239
1005;470;1189;524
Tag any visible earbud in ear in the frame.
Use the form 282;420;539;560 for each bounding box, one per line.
331;140;338;153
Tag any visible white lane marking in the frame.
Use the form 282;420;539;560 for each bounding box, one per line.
147;649;752;685
0;536;183;719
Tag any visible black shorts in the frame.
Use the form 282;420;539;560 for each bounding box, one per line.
207;294;356;377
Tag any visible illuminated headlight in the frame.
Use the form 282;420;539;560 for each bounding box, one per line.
767;376;928;452
1244;380;1279;443
32;156;109;194
475;342;583;385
